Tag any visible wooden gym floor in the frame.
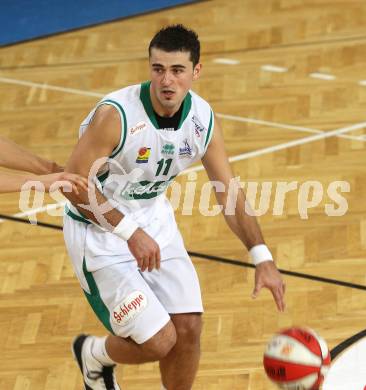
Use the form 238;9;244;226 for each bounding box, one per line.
1;0;366;388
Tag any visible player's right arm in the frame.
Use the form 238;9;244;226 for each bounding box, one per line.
62;105;161;271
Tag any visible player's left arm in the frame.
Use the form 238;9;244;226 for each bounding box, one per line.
201;114;286;312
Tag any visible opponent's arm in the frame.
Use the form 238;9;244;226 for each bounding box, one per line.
0;136;61;174
0;171;87;194
62;104;160;271
201;115;285;311
0;136;87;193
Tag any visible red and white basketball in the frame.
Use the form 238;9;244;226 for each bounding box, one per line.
263;327;331;389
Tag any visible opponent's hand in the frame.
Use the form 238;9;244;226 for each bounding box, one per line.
50;161;64;173
39;172;88;194
127;228;161;272
252;261;286;312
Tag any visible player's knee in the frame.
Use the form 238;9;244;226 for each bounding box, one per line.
174;314;202;346
141;320;177;360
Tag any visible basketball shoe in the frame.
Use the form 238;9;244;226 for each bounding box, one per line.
72;334;121;390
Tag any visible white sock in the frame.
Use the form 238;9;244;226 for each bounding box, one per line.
161;386;167;390
90;336;116;366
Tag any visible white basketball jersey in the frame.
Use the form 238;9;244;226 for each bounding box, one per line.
66;82;214;269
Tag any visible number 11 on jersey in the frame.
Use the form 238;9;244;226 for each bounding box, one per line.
156;158;172;176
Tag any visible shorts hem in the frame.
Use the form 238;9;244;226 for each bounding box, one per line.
132;314;171;345
165;306;204;315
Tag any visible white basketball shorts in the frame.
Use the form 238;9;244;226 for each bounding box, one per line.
63;215;203;344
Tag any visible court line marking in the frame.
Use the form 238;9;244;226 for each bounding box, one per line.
2;213;365;292
0;76;104;98
213;58;240;65
183;121;366;174
0;76;365;216
1;76;364;142
261;64;288;73
216;113;366;142
4;119;365;219
309;72;337;81
14;202;66;218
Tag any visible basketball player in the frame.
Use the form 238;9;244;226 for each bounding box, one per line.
0;135;87;193
62;25;286;390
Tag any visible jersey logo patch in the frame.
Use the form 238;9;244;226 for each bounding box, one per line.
112;291;148;326
129;121;147;136
136;147;151;163
161;143;175;155
179;139;193;158
192;115;206;138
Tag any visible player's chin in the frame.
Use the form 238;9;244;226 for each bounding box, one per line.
161;98;177;108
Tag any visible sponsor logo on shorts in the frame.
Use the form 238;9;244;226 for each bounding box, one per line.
129;121;147;136
136;147;151;163
112;291;148;326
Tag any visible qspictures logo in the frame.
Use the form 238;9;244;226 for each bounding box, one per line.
17;157;352;228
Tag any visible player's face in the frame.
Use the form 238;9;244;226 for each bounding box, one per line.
149;48;202;116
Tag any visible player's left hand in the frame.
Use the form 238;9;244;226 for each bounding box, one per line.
252;261;286;312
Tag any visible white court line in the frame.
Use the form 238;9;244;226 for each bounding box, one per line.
217;113;366;142
309;72;336;81
0;76;365;217
17;121;365;219
213;58;240;65
0;202;66;224
1;76;364;141
182;121;366;174
13;202;66;218
0;77;104;98
261;64;288;73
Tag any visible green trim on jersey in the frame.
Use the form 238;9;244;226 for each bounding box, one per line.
82;258;114;334
204;110;214;150
65;204;91;224
97;170;109;183
178;92;192;129
65;169;109;225
97;99;127;158
140;81;192;130
140;81;159;128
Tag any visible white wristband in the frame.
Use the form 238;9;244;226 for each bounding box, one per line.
113;215;139;241
249;244;273;266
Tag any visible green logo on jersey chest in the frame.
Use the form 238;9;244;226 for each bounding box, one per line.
161;143;175;155
120;175;177;200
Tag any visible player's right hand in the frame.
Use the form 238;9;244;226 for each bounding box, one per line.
127;229;161;272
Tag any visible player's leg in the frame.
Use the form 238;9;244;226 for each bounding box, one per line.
159;313;202;390
105;320;176;363
71;258;177;389
142;244;204;390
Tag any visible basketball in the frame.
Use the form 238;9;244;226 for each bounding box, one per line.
263;327;331;389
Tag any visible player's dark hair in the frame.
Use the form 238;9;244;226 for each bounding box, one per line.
149;24;200;67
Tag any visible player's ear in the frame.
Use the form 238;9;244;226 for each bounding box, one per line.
193;63;202;80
